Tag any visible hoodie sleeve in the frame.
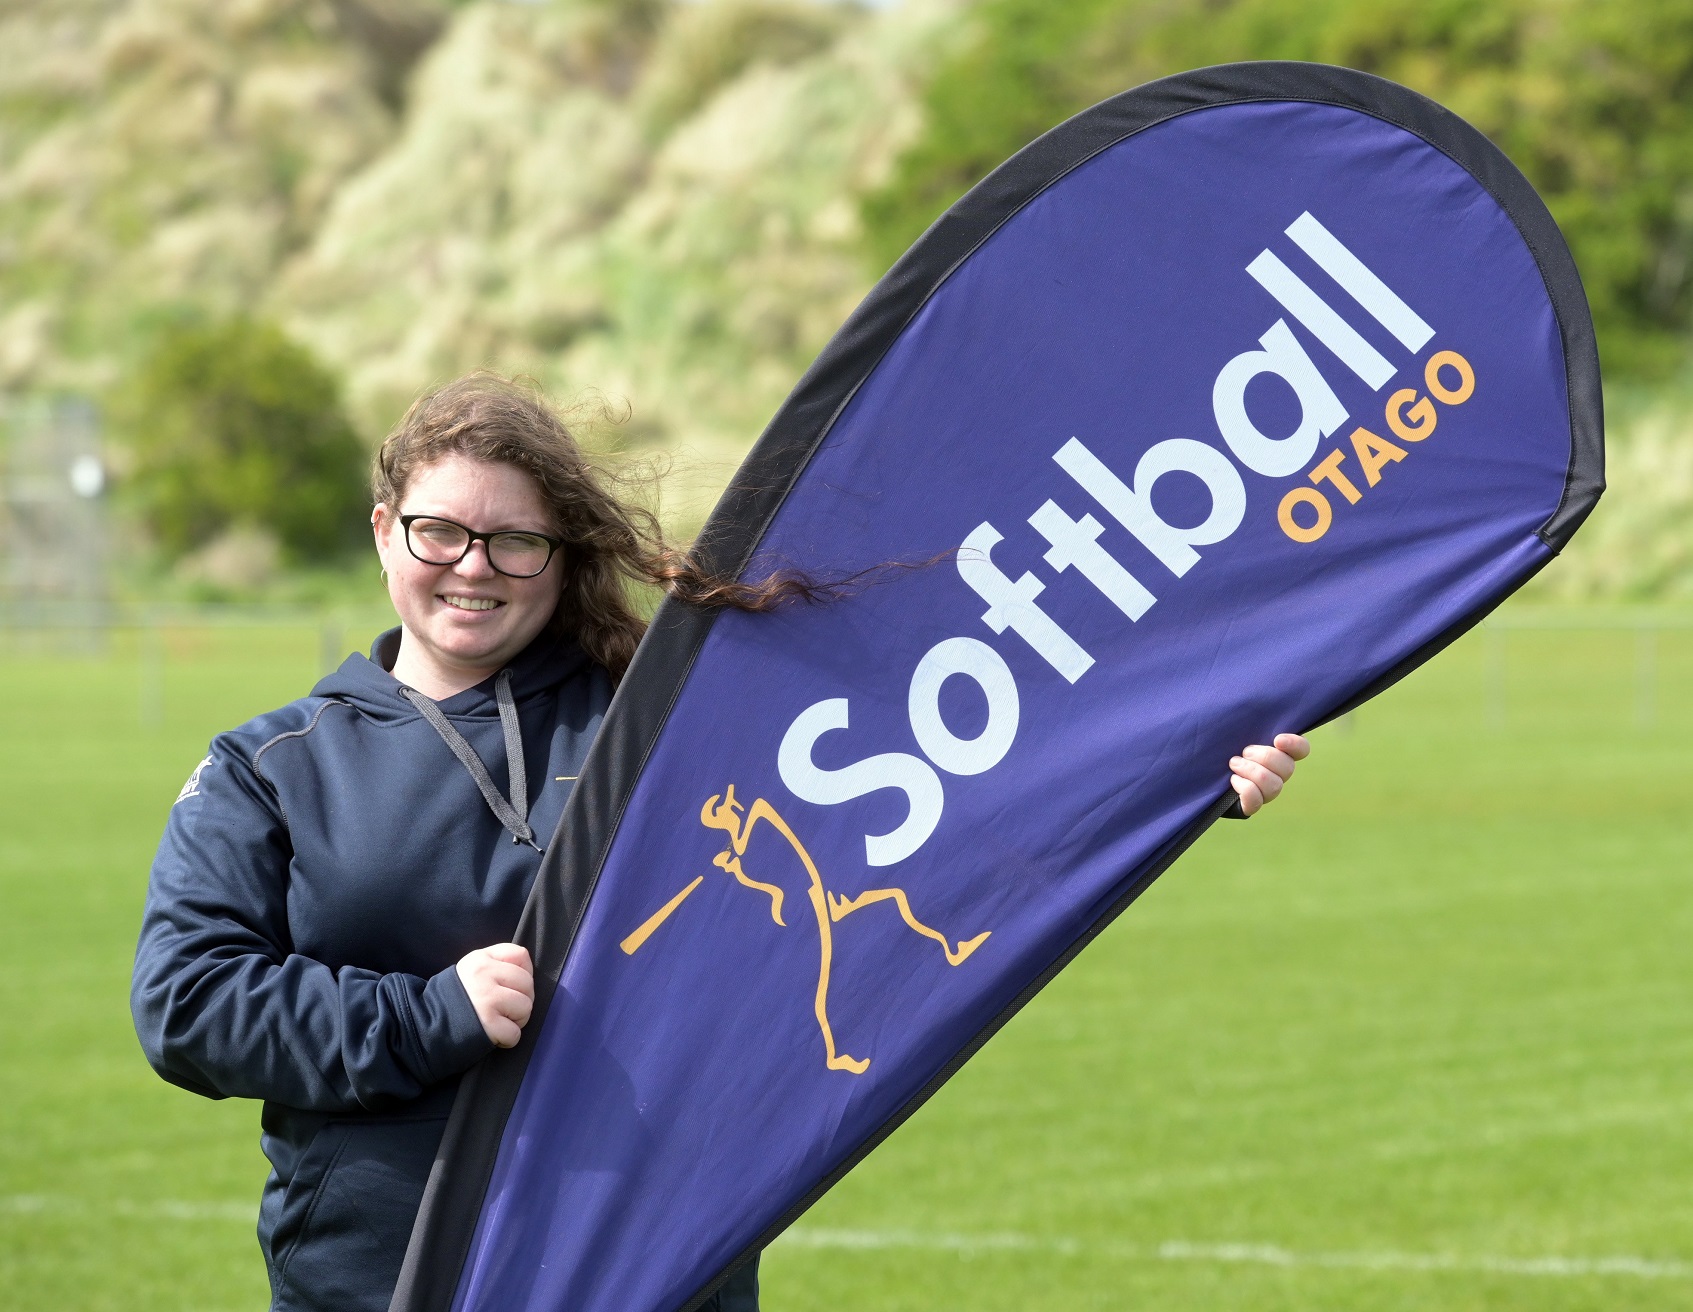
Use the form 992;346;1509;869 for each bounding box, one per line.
130;732;494;1112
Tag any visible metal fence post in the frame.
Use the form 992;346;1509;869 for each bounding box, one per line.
320;619;344;676
1484;624;1507;730
1635;625;1657;730
140;621;165;729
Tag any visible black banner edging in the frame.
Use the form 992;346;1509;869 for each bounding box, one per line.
390;602;722;1309
393;61;1600;1312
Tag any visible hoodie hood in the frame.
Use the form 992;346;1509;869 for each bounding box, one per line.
310;626;594;724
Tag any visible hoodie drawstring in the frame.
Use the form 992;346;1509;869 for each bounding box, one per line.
401;669;542;851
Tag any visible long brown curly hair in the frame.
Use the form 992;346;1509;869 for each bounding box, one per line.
372;373;832;680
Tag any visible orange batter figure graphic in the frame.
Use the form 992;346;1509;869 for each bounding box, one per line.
620;785;991;1074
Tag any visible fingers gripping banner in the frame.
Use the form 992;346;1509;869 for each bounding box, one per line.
393;63;1602;1312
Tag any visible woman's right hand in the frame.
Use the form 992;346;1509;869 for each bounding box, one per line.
456;943;535;1048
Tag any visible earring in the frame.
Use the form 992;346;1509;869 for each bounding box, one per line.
379;567;389;585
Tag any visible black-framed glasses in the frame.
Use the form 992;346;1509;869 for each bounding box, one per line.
399;515;564;579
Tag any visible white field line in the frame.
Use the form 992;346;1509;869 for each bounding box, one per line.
2;1194;254;1222
7;1197;1686;1281
776;1228;1693;1280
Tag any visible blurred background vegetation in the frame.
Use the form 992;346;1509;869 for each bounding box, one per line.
5;8;1693;1308
2;0;1691;602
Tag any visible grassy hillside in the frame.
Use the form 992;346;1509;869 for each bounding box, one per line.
1;0;966;552
0;0;957;431
271;0;961;529
0;0;410;394
2;0;1690;593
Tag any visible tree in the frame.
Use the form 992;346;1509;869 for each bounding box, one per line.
118;318;369;563
863;0;1693;377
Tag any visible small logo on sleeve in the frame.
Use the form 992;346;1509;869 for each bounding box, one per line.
175;757;213;805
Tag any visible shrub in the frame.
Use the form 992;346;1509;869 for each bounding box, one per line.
117;318;368;563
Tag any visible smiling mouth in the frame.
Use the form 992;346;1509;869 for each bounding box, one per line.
441;594;503;612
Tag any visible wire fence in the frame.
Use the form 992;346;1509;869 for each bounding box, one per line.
2;602;1691;732
0;603;396;730
1477;609;1693;731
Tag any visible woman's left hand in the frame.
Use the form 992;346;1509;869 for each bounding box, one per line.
1228;733;1311;816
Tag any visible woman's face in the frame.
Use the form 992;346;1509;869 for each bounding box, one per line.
373;454;564;689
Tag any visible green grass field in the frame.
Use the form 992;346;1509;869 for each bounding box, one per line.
2;613;1690;1310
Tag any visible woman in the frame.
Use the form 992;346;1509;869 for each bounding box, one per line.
131;374;1309;1311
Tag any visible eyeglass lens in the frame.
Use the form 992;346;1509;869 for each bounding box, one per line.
406;518;554;577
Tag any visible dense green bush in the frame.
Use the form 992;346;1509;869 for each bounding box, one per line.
863;0;1693;378
117;319;369;563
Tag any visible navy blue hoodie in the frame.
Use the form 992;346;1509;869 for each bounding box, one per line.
131;628;608;1310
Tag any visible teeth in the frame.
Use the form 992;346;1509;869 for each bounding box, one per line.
443;595;501;611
